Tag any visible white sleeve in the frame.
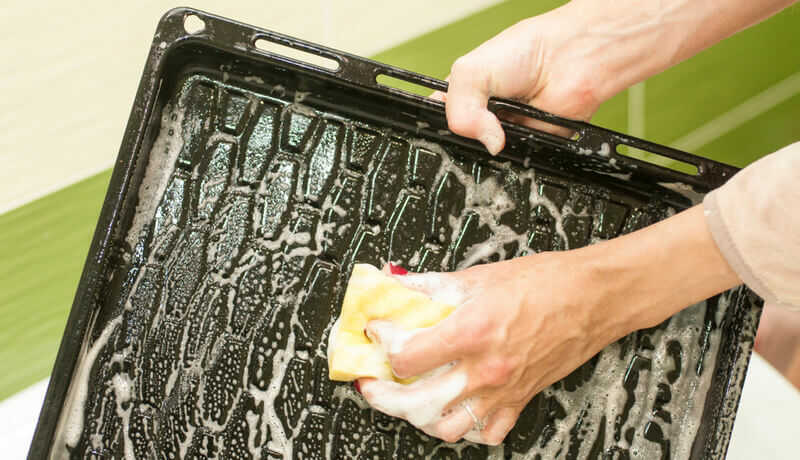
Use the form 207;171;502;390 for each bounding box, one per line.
703;141;800;310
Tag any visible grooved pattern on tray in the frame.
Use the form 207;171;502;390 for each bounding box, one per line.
51;75;755;459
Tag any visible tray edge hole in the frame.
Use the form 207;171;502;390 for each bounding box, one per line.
253;38;340;72
184;14;206;35
376;73;437;97
616;144;700;176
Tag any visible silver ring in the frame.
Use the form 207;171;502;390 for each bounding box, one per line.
462;400;486;432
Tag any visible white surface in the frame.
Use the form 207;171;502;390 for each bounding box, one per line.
0;0;500;215
2;354;798;458
0;379;49;460
726;353;800;460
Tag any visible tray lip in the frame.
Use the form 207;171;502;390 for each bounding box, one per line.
28;7;757;459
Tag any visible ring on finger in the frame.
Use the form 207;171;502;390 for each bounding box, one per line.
461;400;486;432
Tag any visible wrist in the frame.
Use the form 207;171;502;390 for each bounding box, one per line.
546;0;793;102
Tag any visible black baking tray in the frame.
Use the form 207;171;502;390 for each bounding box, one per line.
30;7;762;459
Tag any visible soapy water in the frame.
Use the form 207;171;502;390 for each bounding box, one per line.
46;73;753;459
361;362;466;434
366;318;421;359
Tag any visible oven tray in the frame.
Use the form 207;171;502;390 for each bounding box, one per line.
29;8;761;459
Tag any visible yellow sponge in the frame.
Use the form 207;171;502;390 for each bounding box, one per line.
327;264;456;382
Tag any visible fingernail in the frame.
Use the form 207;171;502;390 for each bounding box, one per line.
365;326;379;343
354;380;362;394
389;263;408;275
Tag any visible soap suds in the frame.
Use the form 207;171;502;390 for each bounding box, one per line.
396;271;466;307
125;102;186;249
364;363;466;431
51;316;122;457
366;319;420;358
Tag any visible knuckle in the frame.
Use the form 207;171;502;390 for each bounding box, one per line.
498;386;524;407
477;357;513;387
446;110;478;137
496;359;514;382
557;74;601;120
464;318;494;347
464;317;486;338
450;55;476;75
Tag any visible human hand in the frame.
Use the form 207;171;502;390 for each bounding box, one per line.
433;6;607;154
356;205;741;444
437;0;795;156
356;253;624;445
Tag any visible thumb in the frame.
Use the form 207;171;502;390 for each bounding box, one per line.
365;320;418;358
446;58;505;155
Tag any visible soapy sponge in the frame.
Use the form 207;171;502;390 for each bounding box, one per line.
327;264;456;382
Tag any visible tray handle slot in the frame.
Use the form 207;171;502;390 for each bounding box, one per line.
373;67;448;95
603;135;713;182
251;32;341;72
488;97;727;184
365;70;590;149
376;73;445;97
615;143;700;176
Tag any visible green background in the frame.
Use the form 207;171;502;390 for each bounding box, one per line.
1;0;798;401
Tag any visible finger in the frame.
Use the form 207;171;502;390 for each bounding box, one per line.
382;316;468;379
430;90;447;102
365;319;418;358
357;377;406;418
446;57;505;155
498;110;575;139
432;396;492;443
366;317;470;381
358;366;467;429
369;269;470;378
479;405;522;446
429;75;449;102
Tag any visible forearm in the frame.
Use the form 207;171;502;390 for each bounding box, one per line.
575;205;741;337
547;0;797;102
